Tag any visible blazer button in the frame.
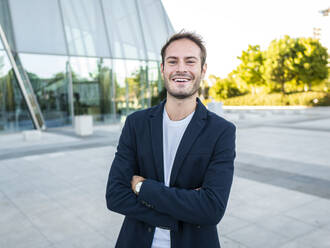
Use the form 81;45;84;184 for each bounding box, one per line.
197;225;201;228
148;227;152;232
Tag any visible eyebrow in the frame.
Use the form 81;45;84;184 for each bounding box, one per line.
165;56;198;60
185;56;198;60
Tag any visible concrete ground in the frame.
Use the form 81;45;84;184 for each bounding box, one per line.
0;107;330;248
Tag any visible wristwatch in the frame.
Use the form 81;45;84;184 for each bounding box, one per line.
135;181;143;194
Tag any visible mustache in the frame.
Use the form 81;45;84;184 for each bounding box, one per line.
170;73;193;79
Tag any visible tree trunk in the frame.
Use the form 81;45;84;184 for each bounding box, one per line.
281;81;286;94
308;82;312;91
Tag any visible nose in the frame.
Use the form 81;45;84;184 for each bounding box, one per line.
176;60;187;72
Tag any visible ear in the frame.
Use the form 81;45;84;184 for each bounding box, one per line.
160;63;165;79
201;63;207;79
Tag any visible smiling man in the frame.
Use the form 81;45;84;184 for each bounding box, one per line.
162;37;204;100
106;31;236;248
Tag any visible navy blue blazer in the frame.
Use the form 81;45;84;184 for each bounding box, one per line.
106;98;236;248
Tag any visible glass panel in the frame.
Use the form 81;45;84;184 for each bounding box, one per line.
113;59;128;116
102;0;146;60
0;0;16;51
113;59;152;115
70;57;116;123
120;60;163;111
148;61;165;106
125;60;145;111
138;0;173;60
9;0;67;55
14;55;45;129
0;48;33;133
61;0;110;57
98;58;116;122
141;61;150;108
20;54;71;127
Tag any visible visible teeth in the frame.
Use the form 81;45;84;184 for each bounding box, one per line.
174;78;189;82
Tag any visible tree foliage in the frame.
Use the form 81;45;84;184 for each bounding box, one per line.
207;35;329;103
294;37;328;90
264;35;297;93
264;36;328;93
209;74;244;101
234;45;265;87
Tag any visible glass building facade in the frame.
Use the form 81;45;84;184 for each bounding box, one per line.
0;0;173;133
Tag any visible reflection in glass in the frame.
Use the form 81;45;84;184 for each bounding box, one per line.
113;59;127;115
70;57;115;122
98;59;115;121
20;54;70;127
149;61;165;105
112;60;162;115
102;0;146;60
0;0;174;134
138;0;172;60
125;60;144;111
60;0;110;57
113;59;154;115
9;0;67;55
0;49;33;132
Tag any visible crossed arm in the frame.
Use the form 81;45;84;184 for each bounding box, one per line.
106;116;235;229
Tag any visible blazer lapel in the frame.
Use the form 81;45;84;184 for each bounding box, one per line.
169;98;208;186
149;100;166;183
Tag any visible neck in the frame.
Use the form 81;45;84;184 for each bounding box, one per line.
165;93;197;121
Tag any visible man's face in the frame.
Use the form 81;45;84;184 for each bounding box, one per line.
161;39;207;100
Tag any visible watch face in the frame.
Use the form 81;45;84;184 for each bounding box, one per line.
136;182;142;193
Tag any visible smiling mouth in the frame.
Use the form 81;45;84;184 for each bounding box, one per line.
172;77;192;83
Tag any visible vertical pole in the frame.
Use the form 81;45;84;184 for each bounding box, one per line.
135;0;151;108
99;0;116;119
66;61;74;126
58;0;75;127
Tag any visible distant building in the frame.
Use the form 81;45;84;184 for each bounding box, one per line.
0;0;174;133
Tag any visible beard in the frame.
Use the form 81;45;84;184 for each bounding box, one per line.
164;73;202;100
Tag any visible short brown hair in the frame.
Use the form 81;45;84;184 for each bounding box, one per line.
161;31;207;69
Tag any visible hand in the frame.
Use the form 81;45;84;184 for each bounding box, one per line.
131;175;145;194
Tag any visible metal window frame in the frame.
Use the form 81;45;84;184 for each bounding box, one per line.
0;23;45;130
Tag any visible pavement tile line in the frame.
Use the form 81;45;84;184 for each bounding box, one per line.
0;157;116;247
235;162;330;200
0;141;118;161
0;127;121;161
238;122;330;133
278;115;330;124
1;109;330;247
260;124;330;133
0;189;54;247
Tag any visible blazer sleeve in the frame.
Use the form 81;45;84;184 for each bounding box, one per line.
137;123;236;226
106;115;178;231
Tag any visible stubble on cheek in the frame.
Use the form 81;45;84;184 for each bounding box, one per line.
164;75;201;99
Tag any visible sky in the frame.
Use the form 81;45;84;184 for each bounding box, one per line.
162;0;330;78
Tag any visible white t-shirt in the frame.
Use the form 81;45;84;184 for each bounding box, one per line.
151;108;195;248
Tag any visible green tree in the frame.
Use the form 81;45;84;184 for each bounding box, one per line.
234;45;265;94
129;67;147;101
209;74;244;101
294;37;328;91
264;35;297;93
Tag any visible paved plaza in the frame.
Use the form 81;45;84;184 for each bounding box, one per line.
0;107;330;248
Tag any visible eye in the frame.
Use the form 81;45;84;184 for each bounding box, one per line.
168;60;176;64
187;60;195;64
